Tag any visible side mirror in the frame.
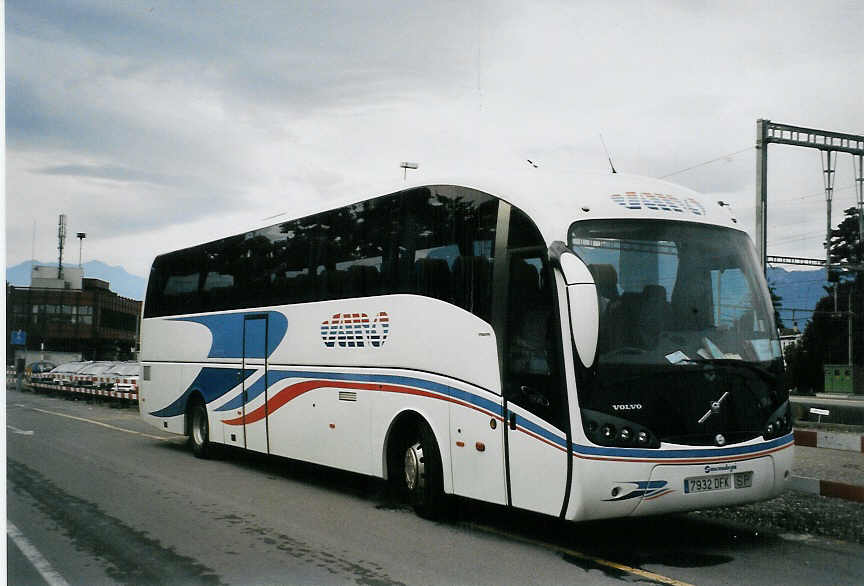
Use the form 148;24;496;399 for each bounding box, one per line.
549;242;599;368
548;241;594;284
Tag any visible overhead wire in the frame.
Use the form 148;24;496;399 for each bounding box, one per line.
659;147;753;179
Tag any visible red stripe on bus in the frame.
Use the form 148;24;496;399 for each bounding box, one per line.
221;379;504;426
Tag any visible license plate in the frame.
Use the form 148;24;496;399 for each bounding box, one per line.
685;471;755;494
734;471;753;489
685;474;731;494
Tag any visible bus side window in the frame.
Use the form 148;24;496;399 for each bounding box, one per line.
160;248;204;315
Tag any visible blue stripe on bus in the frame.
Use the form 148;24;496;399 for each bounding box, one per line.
214;370;299;412
265;370;506;418
152;364;791;462
509;413;568;449
570;432;794;459
169;311;288;359
149;367;253;417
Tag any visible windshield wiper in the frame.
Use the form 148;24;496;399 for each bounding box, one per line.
698;391;730;424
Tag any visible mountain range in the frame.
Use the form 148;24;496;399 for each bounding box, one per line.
5;260;834;323
766;266;832;328
6;260;148;300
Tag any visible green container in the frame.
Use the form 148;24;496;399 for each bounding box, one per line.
823;364;855;394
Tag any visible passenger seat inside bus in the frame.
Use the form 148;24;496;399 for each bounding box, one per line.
589;264;619;354
347;265;381;297
508;260;550;376
638;284;671;346
413;258;453;303
452;256;492;319
604;284;671;350
588;264;619;314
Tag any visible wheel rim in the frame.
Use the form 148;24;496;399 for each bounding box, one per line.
193;408;207;446
404;441;424;492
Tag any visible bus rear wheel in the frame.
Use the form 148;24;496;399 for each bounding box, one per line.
189;400;211;459
402;423;445;518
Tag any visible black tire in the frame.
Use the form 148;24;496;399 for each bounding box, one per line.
401;422;445;519
189;400;211;459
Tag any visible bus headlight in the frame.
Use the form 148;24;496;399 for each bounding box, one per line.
763;401;792;440
581;409;660;449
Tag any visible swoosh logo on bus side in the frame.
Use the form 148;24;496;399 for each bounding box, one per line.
169;311;288;359
220;375;505;426
149;367;254;417
214;370;300;412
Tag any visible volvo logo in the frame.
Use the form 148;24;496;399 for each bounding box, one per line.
611;403;642;411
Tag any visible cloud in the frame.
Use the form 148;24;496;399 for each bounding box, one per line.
36;164;190;186
5;0;864;279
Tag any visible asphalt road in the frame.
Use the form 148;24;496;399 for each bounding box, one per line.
7;386;864;586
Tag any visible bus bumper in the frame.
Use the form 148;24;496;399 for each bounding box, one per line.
631;443;795;516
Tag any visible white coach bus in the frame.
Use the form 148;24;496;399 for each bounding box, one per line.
140;171;794;521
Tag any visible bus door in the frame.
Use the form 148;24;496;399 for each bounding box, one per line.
501;248;570;516
243;314;269;453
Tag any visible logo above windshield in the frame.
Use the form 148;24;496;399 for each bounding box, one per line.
610;193;706;216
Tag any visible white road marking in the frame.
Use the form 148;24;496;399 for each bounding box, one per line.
7;425;35;436
7;521;71;586
31;407;180;442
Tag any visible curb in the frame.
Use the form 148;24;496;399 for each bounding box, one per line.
793;429;864;453
789;475;864;503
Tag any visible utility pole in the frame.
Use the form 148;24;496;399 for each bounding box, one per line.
755;119;769;271
855;154;864;256
821;150;836;273
77;232;87;268
57;214;67;280
849;289;854;367
753;120;864;273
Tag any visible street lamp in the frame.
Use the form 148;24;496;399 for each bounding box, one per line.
400;161;419;181
77;232;86;268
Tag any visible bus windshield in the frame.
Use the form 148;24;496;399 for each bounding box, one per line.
568;219;787;446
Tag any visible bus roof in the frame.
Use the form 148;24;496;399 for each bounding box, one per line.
391;169;742;245
156;170;743;259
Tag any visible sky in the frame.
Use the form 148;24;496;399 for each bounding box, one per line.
5;0;864;280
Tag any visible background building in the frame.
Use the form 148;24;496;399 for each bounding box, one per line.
7;265;142;363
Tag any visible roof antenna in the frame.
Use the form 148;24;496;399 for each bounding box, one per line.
600;133;617;174
526;159;539;168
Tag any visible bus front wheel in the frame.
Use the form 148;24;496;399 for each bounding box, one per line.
189;401;211;459
402;423;444;518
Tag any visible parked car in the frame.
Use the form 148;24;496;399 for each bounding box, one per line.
109;361;140;394
26;361;57;379
74;361;119;389
44;361;93;385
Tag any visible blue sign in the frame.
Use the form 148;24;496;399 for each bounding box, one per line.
10;330;27;346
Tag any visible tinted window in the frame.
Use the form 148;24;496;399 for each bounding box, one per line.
144;248;203;317
144;185;499;319
502;207;564;427
395;187;497;321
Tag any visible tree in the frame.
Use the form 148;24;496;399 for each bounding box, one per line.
785;207;862;394
768;284;785;330
828;206;863;269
